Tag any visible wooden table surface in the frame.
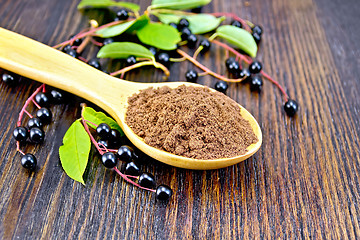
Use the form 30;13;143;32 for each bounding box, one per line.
1;0;359;239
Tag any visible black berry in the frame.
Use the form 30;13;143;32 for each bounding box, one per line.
62;45;72;53
96;123;111;139
117;145;133;162
98;139;109;149
27;117;43;129
284;99;299;117
149;47;157;56
185;69;198;82
226;60;241;75
49;89;65;104
252;32;261;44
124;161;140;176
169;22;177;29
88;58;101;70
13;126;28;142
177;18;189;30
2;73;17;86
69;35;82;46
21;153;37;171
187;34;197;48
108;129;122;146
66;48;78;58
191;6;202;13
126;55;137;66
225;57;236;68
250;75;263;92
181;27;192;41
36;108;52;124
35;92;50;107
249;61;262;74
103;38;114;45
29;127;44;143
116;9;129;21
157;52;170;66
239;69;251;82
252;25;263;35
231;20;242;28
200;39;211;52
214;81;228;94
101;152;118;168
156;185;172;200
138;172;156;189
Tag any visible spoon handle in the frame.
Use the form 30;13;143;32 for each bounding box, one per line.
0;27;136;110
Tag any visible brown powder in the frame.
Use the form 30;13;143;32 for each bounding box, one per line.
125;85;258;160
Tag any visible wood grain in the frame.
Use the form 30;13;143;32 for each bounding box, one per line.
0;0;359;239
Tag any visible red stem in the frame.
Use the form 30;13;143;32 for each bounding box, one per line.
16;141;25;155
31;99;41;109
210;12;251;31
17;84;44;126
261;70;289;101
113;167;156;193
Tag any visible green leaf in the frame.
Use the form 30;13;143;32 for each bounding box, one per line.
82;107;124;135
77;0;140;11
156;13;225;34
96;20;135;38
136;23;181;50
97;42;155;61
151;0;211;10
126;14;150;33
59;120;91;185
216;25;257;57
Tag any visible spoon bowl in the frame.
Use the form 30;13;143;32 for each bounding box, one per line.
0;27;262;169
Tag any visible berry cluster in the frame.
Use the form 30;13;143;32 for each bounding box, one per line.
2;71;66;171
93;122;172;201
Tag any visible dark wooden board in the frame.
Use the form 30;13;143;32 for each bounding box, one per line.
0;0;359;239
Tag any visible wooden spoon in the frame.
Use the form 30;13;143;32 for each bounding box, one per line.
0;27;262;170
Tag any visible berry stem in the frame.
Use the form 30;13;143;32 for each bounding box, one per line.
90;38;103;47
177;49;246;83
31;99;41;109
17;84;44;127
23;110;33;118
210;12;251;31
80;104;105;155
110;61;170;77
261;70;289;101
169;57;186;62
16;141;25;155
113;167;156;193
192;46;203;60
211;39;251;63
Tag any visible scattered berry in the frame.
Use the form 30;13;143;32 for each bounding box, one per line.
49;89;65;104
36;108;52;124
187;34;198;48
21;153;37;170
252;32;261;44
2;73;17;86
103;38;114;45
214;81;228;94
88;59;101;70
157;52;170;66
124;161;140;176
65;48;78;58
116;9;129;21
250;75;263;92
138;172;156;189
101;152;118;168
226;60;241;75
117;145;133;162
225;57;236;68
185;69;198;82
252;25;263;35
249;61;262;74
177;18;189;30
13;126;28;142
27;117;43;129
200;39;211;52
29;127;44;143
284;99;299;117
231;20;242;28
96;123;111;139
126;55;137;66
239;69;251;82
69;35;82;46
35;92;50;107
181;27;192;41
156;185;172;200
